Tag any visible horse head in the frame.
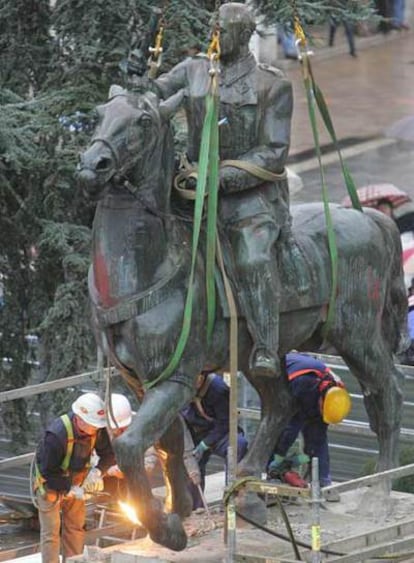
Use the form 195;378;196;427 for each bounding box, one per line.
77;86;175;208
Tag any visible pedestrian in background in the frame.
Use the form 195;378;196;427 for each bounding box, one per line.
376;0;394;33
328;15;357;57
278;25;298;60
392;0;410;29
267;353;351;487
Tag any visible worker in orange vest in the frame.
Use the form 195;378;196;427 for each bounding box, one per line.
267;353;351;487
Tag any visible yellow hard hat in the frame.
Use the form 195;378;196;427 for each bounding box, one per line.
322;386;352;424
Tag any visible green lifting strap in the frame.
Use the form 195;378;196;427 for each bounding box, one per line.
60;414;75;472
144;74;220;391
299;49;362;336
205;79;220;343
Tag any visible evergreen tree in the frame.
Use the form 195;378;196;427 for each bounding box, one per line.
0;0;52;96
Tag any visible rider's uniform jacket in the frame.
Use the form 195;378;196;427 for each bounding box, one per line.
35;410;115;493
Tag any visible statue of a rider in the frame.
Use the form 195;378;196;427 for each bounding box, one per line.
149;2;306;378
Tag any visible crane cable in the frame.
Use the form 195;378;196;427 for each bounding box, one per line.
291;0;362;336
144;7;221;390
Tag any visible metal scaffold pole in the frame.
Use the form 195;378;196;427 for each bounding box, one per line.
311;456;322;563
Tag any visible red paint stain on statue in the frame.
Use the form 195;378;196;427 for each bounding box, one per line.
93;249;115;307
367;267;381;302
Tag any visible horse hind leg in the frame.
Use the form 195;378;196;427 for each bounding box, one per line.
339;335;404;474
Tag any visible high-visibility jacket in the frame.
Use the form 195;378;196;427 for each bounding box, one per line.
34;411;115;494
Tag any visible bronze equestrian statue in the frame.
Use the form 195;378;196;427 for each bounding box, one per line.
76;2;407;552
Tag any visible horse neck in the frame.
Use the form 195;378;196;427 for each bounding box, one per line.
92;194;170;307
129;120;175;216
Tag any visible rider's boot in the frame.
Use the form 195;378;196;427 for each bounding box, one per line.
239;263;281;378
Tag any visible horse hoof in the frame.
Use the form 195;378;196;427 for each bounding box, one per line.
236;490;267;526
149;512;187;551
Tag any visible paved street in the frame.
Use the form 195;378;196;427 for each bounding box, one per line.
275;25;414;205
286;29;414;157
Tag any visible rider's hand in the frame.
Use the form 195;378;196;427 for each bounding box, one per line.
83;467;104;493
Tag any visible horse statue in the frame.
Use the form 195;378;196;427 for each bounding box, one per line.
77;89;407;551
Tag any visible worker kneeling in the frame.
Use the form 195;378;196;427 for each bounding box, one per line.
182;369;248;510
33;392;132;563
267;353;351;488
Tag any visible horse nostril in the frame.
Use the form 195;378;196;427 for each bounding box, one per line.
96;157;112;171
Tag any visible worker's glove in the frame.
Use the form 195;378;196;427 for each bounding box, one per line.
268;454;286;475
184;452;202;486
83;468;104;493
67;485;85;500
193;440;209;462
106;464;124;479
286;453;310;468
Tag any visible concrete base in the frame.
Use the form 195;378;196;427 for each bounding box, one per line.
67;486;414;563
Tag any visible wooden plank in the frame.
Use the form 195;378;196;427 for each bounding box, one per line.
234;556;299;563
322;516;414;553
328;534;414;563
0;543;39;562
322;462;414;495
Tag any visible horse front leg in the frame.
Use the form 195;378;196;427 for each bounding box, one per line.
114;379;193;551
236;366;292;524
239;367;292;477
156;414;193;518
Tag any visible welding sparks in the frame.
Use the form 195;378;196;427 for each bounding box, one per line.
118;500;141;525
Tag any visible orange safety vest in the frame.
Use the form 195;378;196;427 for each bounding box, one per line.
287;367;344;395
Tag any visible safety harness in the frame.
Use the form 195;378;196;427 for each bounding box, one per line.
287;368;344;395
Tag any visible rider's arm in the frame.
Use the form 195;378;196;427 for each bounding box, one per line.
153;58;190;100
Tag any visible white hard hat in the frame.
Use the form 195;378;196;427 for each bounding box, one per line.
72;393;106;428
108;394;132;429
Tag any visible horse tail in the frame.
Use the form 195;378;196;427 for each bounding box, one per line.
368;209;409;356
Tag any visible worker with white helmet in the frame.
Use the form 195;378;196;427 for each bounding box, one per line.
104;393;133;479
33;392;132;563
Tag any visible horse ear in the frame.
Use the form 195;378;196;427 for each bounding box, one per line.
108;84;126;99
159;89;186;121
